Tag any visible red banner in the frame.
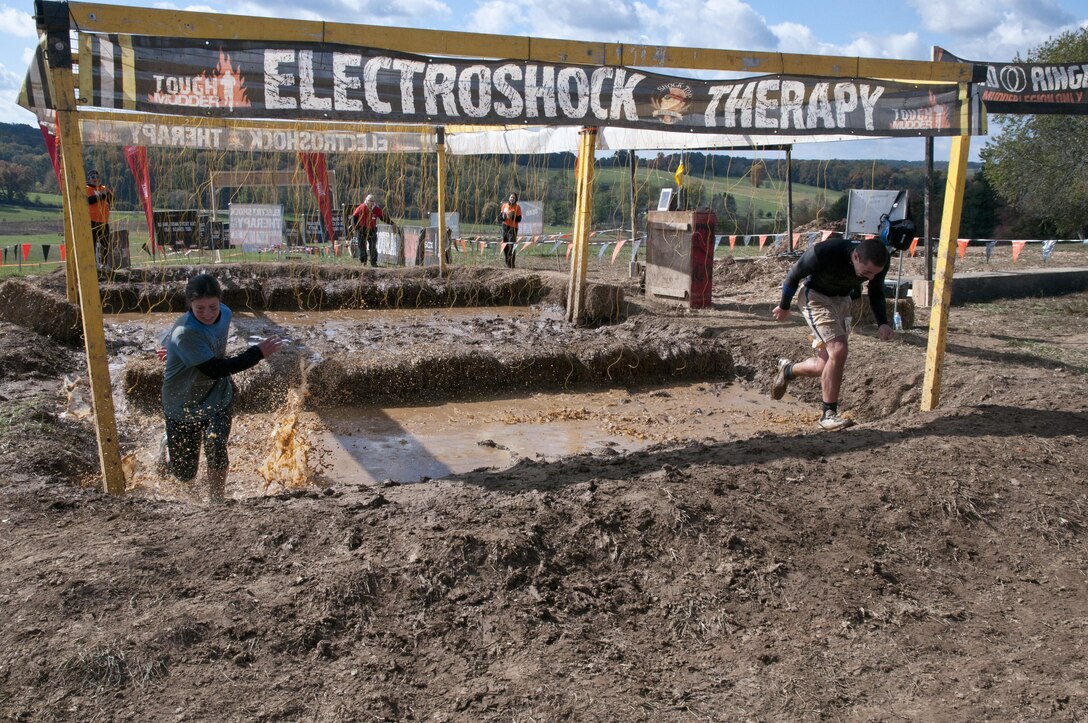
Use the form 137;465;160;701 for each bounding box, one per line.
39;124;62;189
299;152;334;242
124;146;156;253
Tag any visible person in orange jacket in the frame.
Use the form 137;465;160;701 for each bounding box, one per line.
85;169;113;266
498;192;522;268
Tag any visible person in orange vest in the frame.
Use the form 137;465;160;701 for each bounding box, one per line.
86;169;113;266
498;192;522;268
351;194;394;266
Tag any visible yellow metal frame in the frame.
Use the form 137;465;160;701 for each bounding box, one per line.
41;2;976;494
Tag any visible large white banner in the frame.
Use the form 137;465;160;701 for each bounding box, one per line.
429;212;460;241
519;202;544;236
230;204;283;251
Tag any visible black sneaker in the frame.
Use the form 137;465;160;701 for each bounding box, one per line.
770;358;792;400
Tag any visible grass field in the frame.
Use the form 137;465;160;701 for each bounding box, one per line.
0;176;798;279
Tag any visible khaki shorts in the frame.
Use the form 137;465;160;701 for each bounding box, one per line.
799;286;851;349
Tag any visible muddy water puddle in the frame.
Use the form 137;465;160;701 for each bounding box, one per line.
319;383;804;485
122;382;805;501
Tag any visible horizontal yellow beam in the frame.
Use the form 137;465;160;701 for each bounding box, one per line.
67;2;973;83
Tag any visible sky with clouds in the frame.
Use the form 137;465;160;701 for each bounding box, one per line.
0;0;1084;160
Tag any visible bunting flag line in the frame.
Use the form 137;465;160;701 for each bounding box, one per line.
985;240;997;261
728;235;736;250
956;239;969;259
1012;240;1026;262
1042;239;1057;262
758;236;767;251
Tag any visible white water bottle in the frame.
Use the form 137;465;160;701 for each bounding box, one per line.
893;310;903;331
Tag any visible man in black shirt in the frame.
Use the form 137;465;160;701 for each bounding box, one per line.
770;237;893;430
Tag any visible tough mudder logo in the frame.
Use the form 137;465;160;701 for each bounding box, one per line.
148;51;251;110
651;83;692;124
890;91;951;131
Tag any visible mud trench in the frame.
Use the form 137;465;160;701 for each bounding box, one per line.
81;264;764;501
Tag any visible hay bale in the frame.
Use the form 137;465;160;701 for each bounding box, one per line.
0;279;82;346
852;294;916;330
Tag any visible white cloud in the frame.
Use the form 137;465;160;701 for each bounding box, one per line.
469;0;524;35
635;0;777;50
0;6;37;38
908;0;1003;35
908;0;1083;60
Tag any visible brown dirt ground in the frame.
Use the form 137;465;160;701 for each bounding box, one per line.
1;251;1087;721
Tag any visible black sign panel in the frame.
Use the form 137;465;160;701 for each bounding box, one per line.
937;46;1088;115
153;210;200;249
80;34;983;137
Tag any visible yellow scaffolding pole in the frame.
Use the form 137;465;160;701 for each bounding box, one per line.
921;131;971;411
566;127;597;324
40;3;126;495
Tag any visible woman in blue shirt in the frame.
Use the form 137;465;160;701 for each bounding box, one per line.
160;274;283;501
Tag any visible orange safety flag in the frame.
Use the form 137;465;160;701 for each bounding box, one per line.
1012;240;1026;262
611;239;627;264
21;244;31;261
957;239;969;259
728;235;736;250
821;230;833;241
907;238;919;257
458;238;467;253
60;244;66;261
758;236;767;251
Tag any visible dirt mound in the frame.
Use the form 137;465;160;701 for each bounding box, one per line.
0;322;77;381
2;268;1087;720
713;255;792;295
0;279;83;346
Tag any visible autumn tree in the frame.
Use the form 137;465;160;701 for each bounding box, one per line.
981;28;1088;237
0;160;33;203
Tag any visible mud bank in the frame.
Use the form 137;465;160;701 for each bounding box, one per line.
118;310;734;411
30;264;624;323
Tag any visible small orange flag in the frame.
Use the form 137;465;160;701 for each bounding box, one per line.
956;239;969;259
610;239;627;264
728;235;736;250
908;238;919;257
758;236;767;251
1012;240;1026;262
